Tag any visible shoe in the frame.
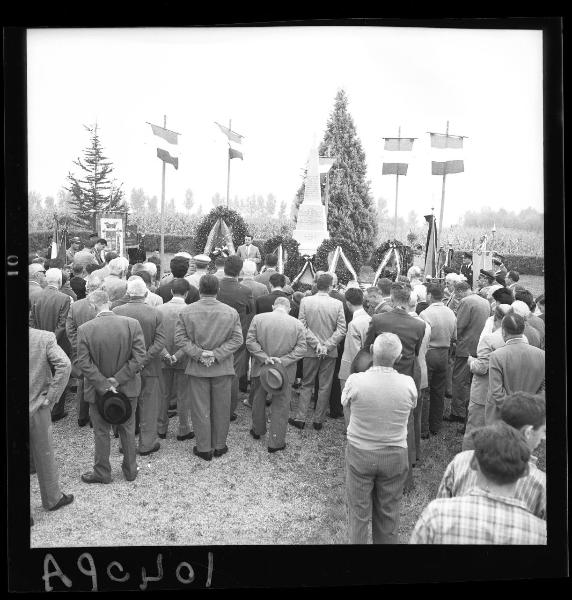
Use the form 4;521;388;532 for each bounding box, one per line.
139;442;161;456
243;398;253;408
49;493;74;511
249;428;260;440
81;472;111;484
214;445;228;457
177;431;195;441
288;418;305;430
78;417;90;427
443;414;465;423
51;411;68;423
158;433;167;439
230;413;238;422
313;422;323;431
193;446;213;461
268;445;286;453
124;475;137;482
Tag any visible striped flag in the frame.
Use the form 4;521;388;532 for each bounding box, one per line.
215;122;244;144
432;160;464;175
157;148;178;170
148;123;180;145
382;163;408;176
430;133;464;149
424;214;438;278
384;138;415;151
229;147;243;160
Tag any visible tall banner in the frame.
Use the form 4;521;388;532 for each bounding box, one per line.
97;211;127;257
423;214;438;279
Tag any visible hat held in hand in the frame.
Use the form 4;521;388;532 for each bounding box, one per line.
259;361;289;395
96;389;132;425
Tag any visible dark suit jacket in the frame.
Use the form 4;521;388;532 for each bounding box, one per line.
363;307;426;385
70;276;87;300
113;300;167;377
455;293;491;357
29;286;72;355
217;277;254;339
77;312;146;402
254;268;291;292
65;298;97;362
29;281;44;309
158;277;200;305
255;290;291;315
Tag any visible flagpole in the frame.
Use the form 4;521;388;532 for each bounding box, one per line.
226;119;231;208
160;114;166;270
394;126;400;238
437;120;449;250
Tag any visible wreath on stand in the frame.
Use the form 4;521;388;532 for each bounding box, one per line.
314;237;363;286
370;239;414;280
195;206;249;260
262;235;302;282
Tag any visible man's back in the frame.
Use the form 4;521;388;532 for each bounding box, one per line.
456;293;491;357
255;268;290;291
240;277;268;301
410;489;546;544
217;278;253;336
158;277;199;305
66;298;97;359
299;292;346;356
255;289;289;314
247;310;305;361
156;298;188;360
420;303;457;348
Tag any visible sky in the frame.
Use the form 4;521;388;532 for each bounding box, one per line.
27;25;544;226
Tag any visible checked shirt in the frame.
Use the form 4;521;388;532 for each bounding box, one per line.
436;450;546;520
410;488;547;545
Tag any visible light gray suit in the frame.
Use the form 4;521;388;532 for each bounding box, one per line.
247;310;307;448
29;328;71;509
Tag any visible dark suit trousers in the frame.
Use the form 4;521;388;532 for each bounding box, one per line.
230;345;247;417
251;376;291;449
77;376;90;421
425;348;449;433
89;397;138;482
329;345;344;417
189;375;233;452
450;356;472;418
345;443;408;544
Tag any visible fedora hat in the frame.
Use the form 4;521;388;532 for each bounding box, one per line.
479;269;495;282
350;348;373;375
259;361;289;395
96;389;132;425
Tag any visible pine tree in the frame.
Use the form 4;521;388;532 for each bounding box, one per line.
65;123;126;229
295;90;378;263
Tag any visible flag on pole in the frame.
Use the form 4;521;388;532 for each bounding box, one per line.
432;160;464;175
382;163;408;176
157;148;178;170
148;123;180;145
384;138;415;151
423;214;438;279
429;133;464;149
215;122;245;144
229;147;243;160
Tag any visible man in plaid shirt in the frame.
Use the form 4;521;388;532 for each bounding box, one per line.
410;421;546;544
436;392;546;519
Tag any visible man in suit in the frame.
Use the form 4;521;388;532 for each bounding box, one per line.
66;274;100;427
486;312;545;424
77;290;147;483
514;289;545;345
247;297;307;452
448;281;492;426
510;300;543;349
113;277;167;456
69;263;87;300
255;253;291;291
157;256;200;305
29;263;47;309
134;270;163;307
374;278;394;314
460;252;473;289
92;238;108;267
156;278;194;441
236;234;261;267
290;273;346;430
29;267;73;422
186;254;211;289
217;255;254;420
29;327;74;515
91;251;119;281
174;275;243;460
255;272;290;314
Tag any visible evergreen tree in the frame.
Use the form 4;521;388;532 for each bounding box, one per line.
65;124;126;229
265;193;276;216
277;199;287;220
148;196;158;212
130;188;147;212
184;189;194;213
296;90;378;263
44;196;55;209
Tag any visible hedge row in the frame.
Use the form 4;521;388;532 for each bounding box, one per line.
450;251;544;276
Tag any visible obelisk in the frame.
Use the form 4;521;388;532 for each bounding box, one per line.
293;144;329;256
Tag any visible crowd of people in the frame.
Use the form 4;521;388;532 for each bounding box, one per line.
29;234;546;543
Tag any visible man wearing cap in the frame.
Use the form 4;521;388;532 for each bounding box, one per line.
236;234;261;266
66;237;81;265
477;269;500;301
186;254;211;289
174;275;243;461
492;254;508;278
77;290;147;484
246;296;307;452
460;253;473;289
113;277;167;456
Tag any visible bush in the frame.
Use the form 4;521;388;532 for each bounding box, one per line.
450;251;544;276
194;207;248;256
28;229;93;253
370;240;414;278
261;235;303;282
314;237;363;285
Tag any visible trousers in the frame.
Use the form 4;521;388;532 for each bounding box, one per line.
345;443;409;544
295;356;336;424
188;375;233;452
30;405;62;509
425;348;449;433
450;355;472;418
230;345;247;417
158;369;192;437
462;400;486;451
89;396;138;482
138;375;160;453
251;376;291;449
76;376;90;421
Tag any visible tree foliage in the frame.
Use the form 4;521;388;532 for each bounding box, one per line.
463;206;543;232
65;124;126;229
262;235;303;281
314;235;364;285
194;206;249;256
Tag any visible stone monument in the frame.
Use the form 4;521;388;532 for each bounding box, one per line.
293;145;329;256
